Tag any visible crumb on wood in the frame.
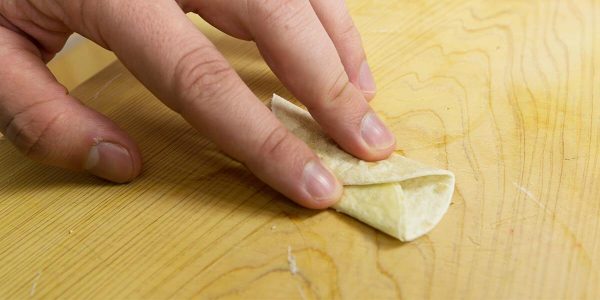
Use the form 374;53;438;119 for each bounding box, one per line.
30;271;41;296
271;225;277;231
287;246;298;275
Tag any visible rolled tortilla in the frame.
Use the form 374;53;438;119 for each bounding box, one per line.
271;94;455;241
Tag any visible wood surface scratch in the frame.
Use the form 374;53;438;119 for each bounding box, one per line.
89;73;122;102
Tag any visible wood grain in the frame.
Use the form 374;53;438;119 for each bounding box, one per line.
1;0;599;298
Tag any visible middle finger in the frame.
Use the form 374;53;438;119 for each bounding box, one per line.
244;0;396;161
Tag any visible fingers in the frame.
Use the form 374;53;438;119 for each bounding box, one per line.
0;27;142;182
309;0;376;100
75;0;341;208
245;0;395;161
180;0;375;99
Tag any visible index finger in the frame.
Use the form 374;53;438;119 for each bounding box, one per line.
245;0;396;161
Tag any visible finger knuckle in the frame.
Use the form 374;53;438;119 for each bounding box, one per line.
173;46;237;113
252;0;306;28
63;0;110;46
4;99;67;160
338;20;360;41
258;125;298;161
317;70;353;109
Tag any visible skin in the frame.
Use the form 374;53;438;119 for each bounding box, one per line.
0;0;396;209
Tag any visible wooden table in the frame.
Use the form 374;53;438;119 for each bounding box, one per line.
1;0;599;298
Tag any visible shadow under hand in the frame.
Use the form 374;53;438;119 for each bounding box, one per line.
0;31;318;229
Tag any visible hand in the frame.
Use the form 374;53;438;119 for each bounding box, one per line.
0;0;396;208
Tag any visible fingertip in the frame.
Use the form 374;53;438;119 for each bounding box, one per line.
304;87;394;164
360;142;396;162
84;140;142;183
358;60;377;96
359;111;396;159
299;159;343;209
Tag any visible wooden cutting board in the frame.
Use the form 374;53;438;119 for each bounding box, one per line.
1;0;599;298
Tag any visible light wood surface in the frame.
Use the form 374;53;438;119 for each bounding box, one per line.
1;0;599;298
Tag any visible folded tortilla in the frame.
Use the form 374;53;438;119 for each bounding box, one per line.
271;94;455;241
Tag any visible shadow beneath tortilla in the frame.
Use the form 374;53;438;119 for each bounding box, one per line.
329;211;406;246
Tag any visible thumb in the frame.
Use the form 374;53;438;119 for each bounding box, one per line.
0;28;141;182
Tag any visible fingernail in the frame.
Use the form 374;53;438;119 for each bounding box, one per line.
303;160;340;203
360;112;395;150
85;142;134;183
359;60;376;94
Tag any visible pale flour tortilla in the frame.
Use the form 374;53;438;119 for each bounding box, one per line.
271;94;455;241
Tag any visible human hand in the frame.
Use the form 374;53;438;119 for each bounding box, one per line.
0;0;395;208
